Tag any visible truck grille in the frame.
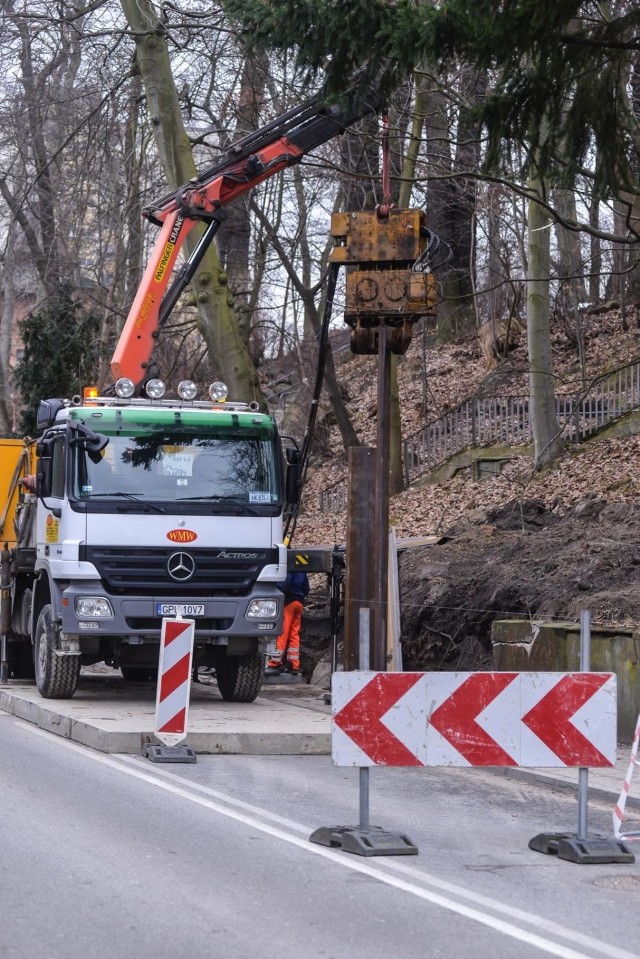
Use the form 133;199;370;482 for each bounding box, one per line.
80;546;278;597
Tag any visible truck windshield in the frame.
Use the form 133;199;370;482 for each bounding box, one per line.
69;410;280;510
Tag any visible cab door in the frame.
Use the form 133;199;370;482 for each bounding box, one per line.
35;432;86;564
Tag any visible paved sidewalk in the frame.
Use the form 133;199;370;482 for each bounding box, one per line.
0;671;331;755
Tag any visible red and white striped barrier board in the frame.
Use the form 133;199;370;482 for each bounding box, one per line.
332;671;616;768
154;618;195;747
613;711;640;841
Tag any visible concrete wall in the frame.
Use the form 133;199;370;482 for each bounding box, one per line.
492;619;640;740
413;444;533;485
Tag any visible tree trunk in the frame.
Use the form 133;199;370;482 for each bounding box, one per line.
388;72;430;496
120;0;265;405
0;224;17;433
249;196;359;452
15;20;62;296
336;114;379;211
528;181;563;468
553;188;586;383
217;52;269;353
425;66;479;340
97;74;145;389
588;190;602;302
487;183;508;328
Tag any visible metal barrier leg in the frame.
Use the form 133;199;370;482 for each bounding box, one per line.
309;608;418;856
529;610;635;864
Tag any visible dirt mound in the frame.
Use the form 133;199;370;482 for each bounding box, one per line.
482;498;561;531
399;496;640;671
289;306;640;679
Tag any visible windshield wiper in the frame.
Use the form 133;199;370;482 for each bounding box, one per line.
102;491;166;514
174;495;261;515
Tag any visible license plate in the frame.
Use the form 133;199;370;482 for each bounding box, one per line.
156;603;205;617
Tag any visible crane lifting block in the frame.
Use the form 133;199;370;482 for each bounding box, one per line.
330;209;429;264
345;269;437;318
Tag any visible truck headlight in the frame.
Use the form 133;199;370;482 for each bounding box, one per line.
246;599;278;619
75;597;114;618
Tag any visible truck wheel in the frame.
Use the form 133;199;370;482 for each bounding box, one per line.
215;651;264;703
34;605;80;699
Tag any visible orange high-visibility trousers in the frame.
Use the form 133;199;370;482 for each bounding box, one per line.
267;600;303;670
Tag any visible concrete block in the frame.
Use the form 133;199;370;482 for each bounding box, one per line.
492;619;640;739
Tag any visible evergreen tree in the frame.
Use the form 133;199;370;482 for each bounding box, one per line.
223;0;640;193
224;0;639;472
14;283;100;436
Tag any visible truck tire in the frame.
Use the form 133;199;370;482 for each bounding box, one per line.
34;604;80;699
215;651;264;703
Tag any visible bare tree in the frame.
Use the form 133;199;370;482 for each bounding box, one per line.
0;1;139;410
119;0;265;403
423;64;482;340
528;174;563;468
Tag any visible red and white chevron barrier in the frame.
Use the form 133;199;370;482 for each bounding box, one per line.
332;671;617;767
613;711;640;841
154;617;195;747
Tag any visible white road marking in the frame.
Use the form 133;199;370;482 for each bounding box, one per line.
17;721;636;959
118;757;639;959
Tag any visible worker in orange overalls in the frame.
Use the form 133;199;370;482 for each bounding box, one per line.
265;570;310;675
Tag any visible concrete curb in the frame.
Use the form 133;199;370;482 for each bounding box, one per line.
0;680;332;756
487;765;640;813
0;689;139;752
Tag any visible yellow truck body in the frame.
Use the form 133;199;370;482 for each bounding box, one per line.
0;439;34;548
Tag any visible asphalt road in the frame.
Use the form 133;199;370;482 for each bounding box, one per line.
1;711;639;959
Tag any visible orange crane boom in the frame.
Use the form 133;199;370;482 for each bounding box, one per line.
111;76;381;389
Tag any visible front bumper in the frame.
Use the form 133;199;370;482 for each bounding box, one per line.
59;582;283;644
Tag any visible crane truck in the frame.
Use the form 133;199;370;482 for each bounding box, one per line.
0;75;381;701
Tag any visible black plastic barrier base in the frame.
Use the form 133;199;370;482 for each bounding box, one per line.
310;825;418;857
529;832;634;864
144;744;197;764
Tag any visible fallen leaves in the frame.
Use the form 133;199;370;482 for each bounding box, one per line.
290;308;640;548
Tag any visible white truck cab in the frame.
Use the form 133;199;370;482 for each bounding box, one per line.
20;382;298;701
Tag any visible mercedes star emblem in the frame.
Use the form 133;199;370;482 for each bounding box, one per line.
167;551;196;582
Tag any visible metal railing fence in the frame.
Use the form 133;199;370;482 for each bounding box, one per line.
318;359;640;512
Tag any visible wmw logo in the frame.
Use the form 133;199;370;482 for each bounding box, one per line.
166;529;198;543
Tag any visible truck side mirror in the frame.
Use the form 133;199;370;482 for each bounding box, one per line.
35;437;54;500
285;446;301;505
85;433;109;464
69;422;109;464
36;399;65;431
